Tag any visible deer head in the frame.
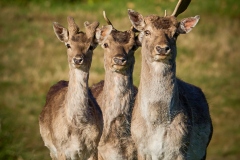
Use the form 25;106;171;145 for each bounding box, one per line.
128;0;199;64
96;11;139;75
53;16;99;71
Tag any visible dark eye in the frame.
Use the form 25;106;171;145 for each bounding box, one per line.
103;43;108;48
144;30;151;36
66;44;71;49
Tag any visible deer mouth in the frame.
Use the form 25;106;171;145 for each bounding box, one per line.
111;56;128;71
112;64;127;71
153;54;168;61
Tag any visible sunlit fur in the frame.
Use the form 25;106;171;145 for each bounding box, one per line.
128;10;213;160
39;17;102;160
91;24;139;160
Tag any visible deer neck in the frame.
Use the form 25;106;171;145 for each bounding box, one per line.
102;68;134;131
138;56;179;125
65;67;89;126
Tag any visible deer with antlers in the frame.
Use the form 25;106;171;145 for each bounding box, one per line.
39;17;102;160
128;0;213;159
90;12;139;160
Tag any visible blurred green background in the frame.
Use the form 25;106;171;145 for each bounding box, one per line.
0;0;240;159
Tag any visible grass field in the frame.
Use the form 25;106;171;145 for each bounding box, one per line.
0;0;240;159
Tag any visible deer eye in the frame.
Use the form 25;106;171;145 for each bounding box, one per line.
103;43;109;48
144;30;151;36
66;44;71;49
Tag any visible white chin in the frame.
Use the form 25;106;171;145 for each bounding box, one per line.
154;55;167;61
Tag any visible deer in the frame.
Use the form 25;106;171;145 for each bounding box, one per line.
90;11;139;160
39;16;103;160
127;0;213;159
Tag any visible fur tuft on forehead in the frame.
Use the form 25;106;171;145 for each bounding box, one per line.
111;30;131;44
71;32;90;43
147;15;178;30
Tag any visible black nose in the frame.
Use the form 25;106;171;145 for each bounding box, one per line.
113;57;127;65
156;45;170;54
73;57;84;65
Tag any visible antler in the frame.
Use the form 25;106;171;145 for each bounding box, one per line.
171;0;191;17
67;16;79;36
103;11;114;26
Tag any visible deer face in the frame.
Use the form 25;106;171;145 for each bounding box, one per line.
53;17;99;71
96;25;138;74
139;15;178;62
128;9;200;63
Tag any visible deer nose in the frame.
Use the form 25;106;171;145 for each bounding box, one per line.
73;56;84;65
113;57;127;65
155;45;170;55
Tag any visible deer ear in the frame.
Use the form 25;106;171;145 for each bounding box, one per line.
84;21;100;38
95;25;112;44
178;15;200;34
53;22;69;42
128;9;146;31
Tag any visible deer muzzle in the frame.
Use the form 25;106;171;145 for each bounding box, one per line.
111;56;128;71
155;45;170;55
154;45;171;61
73;56;84;66
113;57;127;66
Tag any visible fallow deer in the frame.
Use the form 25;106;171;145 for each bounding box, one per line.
90;12;139;160
128;0;213;159
39;17;102;160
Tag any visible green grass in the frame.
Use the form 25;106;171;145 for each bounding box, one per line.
0;0;240;159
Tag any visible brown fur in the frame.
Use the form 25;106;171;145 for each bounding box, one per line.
146;15;179;30
92;20;139;160
39;17;102;160
91;80;104;99
128;8;213;160
111;30;131;44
